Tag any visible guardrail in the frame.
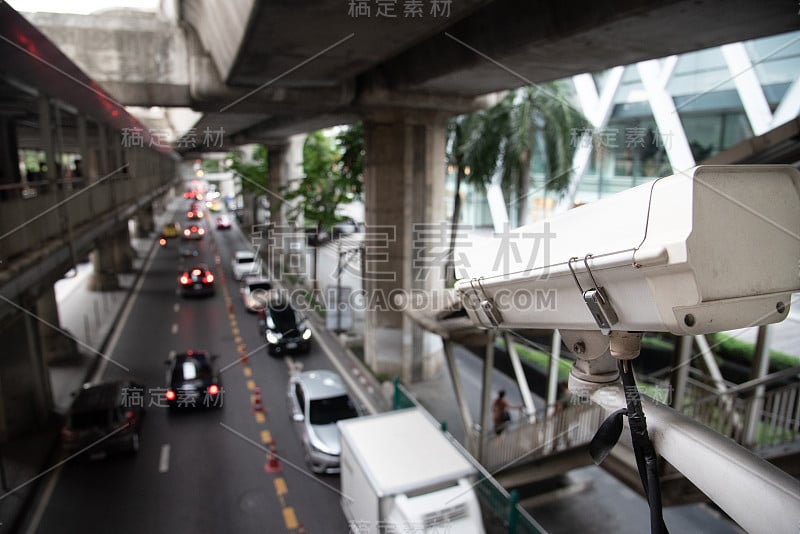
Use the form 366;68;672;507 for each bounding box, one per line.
680;367;800;451
0;172;171;265
465;402;605;472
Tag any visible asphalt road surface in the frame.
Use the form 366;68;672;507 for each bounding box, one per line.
30;204;350;533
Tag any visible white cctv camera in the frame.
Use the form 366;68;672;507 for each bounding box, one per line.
455;165;799;339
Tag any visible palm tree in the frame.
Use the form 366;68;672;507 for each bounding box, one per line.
466;83;590;227
507;84;590;224
444;111;498;284
443;83;589;284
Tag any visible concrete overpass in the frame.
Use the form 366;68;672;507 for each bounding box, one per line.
6;0;799;396
23;0;796;143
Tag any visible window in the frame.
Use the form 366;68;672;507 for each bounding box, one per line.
69;410;110;429
309;395;359;425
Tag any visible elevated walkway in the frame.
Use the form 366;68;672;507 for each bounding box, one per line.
465;364;800;505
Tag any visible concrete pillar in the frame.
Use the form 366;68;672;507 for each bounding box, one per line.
88;225;133;290
36;286;77;363
111;225;135;272
0;297;53;438
267;144;288;228
135;203;155;237
362;111;447;383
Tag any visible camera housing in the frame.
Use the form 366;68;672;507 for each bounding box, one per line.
455;165;799;337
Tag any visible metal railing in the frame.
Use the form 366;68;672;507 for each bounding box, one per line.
465;402;605;472
391;379;546;534
680;368;800;451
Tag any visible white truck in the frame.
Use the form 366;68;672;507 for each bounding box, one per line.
338;408;486;534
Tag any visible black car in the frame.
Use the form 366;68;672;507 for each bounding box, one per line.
165;351;223;409
179;264;215;296
62;380;144;457
261;297;312;355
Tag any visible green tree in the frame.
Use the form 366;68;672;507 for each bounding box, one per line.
282;129;363;288
336;122;364;200
227;145;268;226
444;112;491;284
506;84;589;224
462;83;590;227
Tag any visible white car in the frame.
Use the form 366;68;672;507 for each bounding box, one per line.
240;276;272;312
231;251;260;281
287;370;361;474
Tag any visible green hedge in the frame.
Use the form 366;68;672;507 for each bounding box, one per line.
710;333;799;372
640;333;799;372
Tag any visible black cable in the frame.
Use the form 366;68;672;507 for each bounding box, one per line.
619;359;668;534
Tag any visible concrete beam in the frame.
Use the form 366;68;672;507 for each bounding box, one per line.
378;0;795;96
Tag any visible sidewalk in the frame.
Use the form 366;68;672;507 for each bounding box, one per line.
0;197;177;532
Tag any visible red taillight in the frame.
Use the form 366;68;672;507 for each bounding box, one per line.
204;273;214;283
165;389;176;401
159;237;167;246
191;226;198;232
208;384;219;396
198;228;205;235
191;269;202;276
187;211;193;217
126;410;135;424
180;275;190;285
183;229;190;236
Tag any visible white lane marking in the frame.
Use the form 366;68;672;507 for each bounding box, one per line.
159;444;171;473
171;323;178;335
173;303;180;313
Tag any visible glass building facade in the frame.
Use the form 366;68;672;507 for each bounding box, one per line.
447;30;800;226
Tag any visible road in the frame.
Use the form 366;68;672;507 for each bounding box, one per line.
31;203;349;533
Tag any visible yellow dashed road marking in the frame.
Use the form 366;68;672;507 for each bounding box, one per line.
282;507;298;530
212;254;302;534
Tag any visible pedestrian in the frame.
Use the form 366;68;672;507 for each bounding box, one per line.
492;390;521;435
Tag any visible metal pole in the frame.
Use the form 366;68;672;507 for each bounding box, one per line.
744;325;772;446
546;330;561;417
336;242;342;334
671;336;692;411
478;333;495;463
509;489;519;534
592;385;800;534
442;339;474;432
504;332;535;419
695;334;740;428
